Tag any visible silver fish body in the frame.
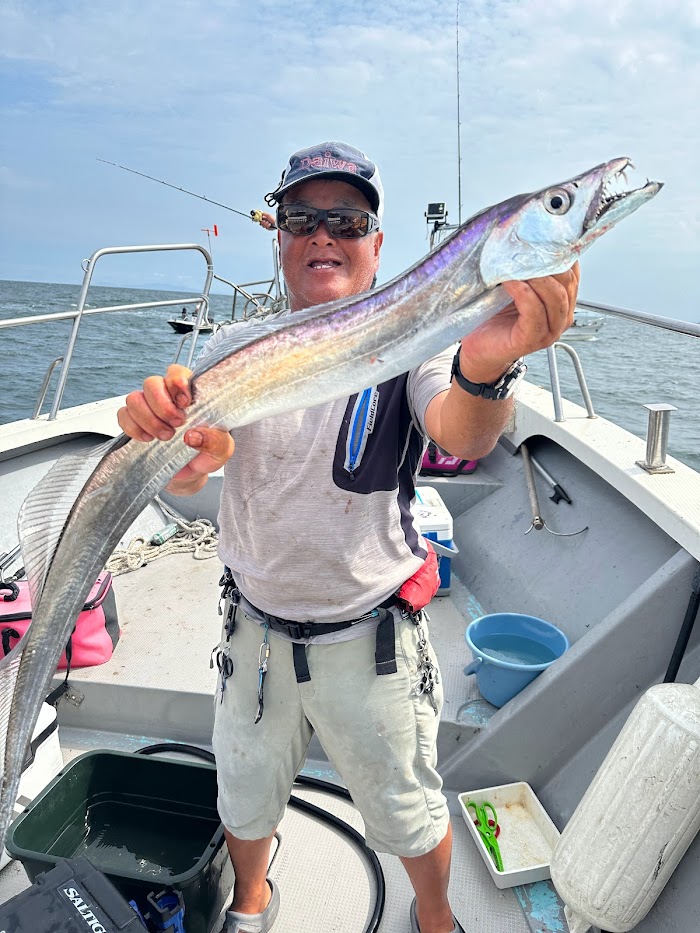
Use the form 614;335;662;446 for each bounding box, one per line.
0;157;661;847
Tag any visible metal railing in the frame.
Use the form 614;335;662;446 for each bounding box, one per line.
543;299;696;473
545;300;700;425
546;341;597;421
214;239;287;321
0;244;214;420
577;300;700;339
212;274;284;321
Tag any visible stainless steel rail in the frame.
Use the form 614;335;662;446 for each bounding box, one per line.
0;297;203;329
577;300;700;339
1;244;213;420
543;300;698;426
546;341;597;421
212;274;277;320
32;357;64;419
541;301;696;473
214;242;287;320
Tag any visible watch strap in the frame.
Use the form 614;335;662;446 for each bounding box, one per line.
450;350;527;401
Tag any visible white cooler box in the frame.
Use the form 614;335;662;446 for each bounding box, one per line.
0;701;63;871
414;486;458;595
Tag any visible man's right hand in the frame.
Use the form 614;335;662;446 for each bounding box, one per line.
117;364;235;495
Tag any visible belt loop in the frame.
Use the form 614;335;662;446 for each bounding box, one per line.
292;642;311;683
374;608;397;675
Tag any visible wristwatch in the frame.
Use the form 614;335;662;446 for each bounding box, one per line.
450;350;527;401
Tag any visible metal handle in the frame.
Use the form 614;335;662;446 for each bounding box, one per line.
521;443;545;532
430;539;460;558
521;442;588;538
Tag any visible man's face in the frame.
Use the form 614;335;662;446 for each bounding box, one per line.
277;179;383;312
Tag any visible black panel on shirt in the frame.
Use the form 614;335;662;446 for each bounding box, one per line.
332;376;427;559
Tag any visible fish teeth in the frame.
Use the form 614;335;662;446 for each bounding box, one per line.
596;173;631;219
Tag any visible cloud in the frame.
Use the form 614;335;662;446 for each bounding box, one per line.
0;0;697;319
0;164;46;190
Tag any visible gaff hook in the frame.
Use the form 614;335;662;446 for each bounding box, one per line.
520;442;588;537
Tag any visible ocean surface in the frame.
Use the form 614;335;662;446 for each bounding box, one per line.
1;279;698;472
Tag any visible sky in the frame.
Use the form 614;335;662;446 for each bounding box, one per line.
0;0;698;320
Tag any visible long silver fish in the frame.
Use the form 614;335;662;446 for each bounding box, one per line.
0;157;660;847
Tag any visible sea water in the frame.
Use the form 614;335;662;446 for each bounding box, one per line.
477;633;558;666
1;279;699;473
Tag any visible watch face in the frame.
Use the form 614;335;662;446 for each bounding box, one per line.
494;360;527;399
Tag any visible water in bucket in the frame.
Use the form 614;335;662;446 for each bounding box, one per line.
478;633;558;666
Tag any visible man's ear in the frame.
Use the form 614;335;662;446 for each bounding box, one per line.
374;230;384;263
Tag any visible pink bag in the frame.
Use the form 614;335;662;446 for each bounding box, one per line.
420;441;478;477
0;573;119;670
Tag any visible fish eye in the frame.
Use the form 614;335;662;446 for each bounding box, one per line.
544;188;572;215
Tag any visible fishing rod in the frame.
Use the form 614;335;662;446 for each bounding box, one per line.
96;158;272;226
456;0;463;225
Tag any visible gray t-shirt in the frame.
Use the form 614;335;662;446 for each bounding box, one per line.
199;317;454;628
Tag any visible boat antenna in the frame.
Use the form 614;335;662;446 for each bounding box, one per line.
96;158;266;223
456;0;463;225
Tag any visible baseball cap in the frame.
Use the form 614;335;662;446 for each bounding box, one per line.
265;141;384;224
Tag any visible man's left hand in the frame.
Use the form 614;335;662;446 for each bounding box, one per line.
458;263;580;383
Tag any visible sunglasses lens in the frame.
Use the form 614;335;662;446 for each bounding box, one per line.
277;207;377;238
327;210;370;238
278;207;319;235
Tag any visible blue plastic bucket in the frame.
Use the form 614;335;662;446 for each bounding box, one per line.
464;613;569;708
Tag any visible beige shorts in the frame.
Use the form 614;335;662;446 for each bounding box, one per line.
212;607;450;858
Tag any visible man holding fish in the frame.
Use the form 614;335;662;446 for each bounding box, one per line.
119;142;579;933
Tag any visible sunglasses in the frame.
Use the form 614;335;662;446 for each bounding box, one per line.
276;205;380;239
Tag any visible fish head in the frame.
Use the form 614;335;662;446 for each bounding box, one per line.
478;157;662;287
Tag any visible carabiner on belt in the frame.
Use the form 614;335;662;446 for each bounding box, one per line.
216;649;234;703
409;609;440;714
254;624;270;725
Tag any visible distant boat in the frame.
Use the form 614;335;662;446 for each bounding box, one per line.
167;306;231;334
167;316;216;334
561;308;605;342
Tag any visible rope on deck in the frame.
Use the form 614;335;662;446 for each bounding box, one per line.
106;497;218;575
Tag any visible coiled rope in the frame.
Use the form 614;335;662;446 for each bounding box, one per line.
106;497;218;575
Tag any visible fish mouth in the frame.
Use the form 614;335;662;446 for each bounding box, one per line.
584;157;662;232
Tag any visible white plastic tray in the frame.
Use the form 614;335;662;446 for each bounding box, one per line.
458;781;560;888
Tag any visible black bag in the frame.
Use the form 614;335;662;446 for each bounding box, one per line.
0;856;145;931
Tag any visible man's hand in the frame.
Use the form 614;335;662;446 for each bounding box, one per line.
117;364;235;495
459;263;580;383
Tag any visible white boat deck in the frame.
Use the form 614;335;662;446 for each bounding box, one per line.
0;551;532;932
4;383;698;930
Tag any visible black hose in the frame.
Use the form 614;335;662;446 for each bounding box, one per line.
136;743;385;933
136;743;214;764
663;566;700;683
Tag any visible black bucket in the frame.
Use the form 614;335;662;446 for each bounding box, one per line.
5;750;233;933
